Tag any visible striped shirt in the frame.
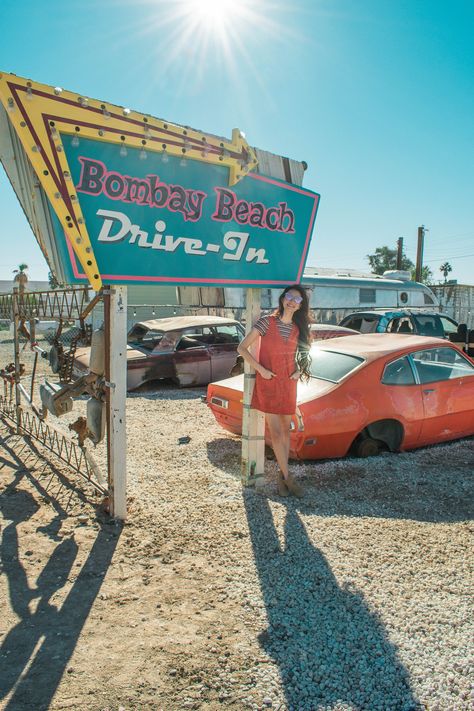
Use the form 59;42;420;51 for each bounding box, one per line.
254;315;295;341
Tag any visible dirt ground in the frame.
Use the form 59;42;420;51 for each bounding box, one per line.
1;333;473;710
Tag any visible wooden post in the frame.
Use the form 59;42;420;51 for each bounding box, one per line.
415;226;425;282
241;288;265;487
12;288;21;433
105;285;128;519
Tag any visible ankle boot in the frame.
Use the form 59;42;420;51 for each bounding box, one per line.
277;473;289;497
286;474;303;498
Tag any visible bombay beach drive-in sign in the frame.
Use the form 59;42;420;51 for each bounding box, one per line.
0;72;320;289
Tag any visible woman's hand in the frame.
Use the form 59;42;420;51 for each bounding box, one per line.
259;366;276;380
290;370;300;380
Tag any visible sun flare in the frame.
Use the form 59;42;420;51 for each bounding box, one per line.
186;0;244;30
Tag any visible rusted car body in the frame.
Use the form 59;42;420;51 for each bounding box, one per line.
207;333;474;460
74;316;245;390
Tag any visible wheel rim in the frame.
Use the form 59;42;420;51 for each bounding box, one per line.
358;438;380;457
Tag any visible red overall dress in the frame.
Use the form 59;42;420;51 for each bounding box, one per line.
251;316;299;415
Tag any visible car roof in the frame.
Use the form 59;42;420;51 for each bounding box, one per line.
343;309;452;318
310;323;357;333
134;315;240;332
314;333;455;361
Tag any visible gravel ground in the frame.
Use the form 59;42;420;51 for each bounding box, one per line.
0;332;473;711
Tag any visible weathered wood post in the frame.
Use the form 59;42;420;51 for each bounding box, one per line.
105;285;128;519
241;288;265;487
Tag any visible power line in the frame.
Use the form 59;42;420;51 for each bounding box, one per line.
424;252;474;263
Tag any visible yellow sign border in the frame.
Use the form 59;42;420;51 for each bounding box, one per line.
0;72;258;289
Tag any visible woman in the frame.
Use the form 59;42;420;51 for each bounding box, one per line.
237;284;312;497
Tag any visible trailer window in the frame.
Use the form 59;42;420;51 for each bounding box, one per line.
360;288;376;303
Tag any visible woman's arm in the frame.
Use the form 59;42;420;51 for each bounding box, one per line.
237;328;275;379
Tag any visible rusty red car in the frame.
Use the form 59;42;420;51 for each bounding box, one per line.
207;333;474;460
74;315;245;390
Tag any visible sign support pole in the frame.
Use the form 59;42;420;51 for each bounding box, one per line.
12;288;22;434
105;285;128;519
241;288;265;486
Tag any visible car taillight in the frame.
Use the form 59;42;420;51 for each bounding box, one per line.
210;396;229;409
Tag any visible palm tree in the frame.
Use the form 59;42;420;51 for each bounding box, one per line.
439;262;453;284
13;263;29;294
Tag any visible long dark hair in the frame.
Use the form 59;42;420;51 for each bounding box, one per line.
275;284;312;381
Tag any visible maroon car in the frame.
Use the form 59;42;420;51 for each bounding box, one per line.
74;315;245;390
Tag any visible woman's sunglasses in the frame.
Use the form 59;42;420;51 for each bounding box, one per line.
284;293;303;304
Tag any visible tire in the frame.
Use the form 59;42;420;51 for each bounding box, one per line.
354;435;382;458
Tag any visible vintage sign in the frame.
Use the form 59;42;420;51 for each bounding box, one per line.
0;72;320;288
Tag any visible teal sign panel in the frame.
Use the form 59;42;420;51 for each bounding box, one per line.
52;135;320;287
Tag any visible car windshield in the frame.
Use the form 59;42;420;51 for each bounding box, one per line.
310;348;365;382
127;325;164;351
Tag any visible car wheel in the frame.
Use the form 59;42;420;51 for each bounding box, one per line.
354;435;382;458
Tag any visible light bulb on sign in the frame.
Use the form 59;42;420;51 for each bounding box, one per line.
120;144;128;157
139;149;147;160
72;135;80;147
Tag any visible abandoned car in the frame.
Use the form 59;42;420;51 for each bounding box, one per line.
207;333;474;460
339;309;459;338
74;315;245;390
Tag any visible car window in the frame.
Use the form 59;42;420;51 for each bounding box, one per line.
310;348;365;382
439;316;459;335
382;357;416;385
342;317;361;330
411;347;474;383
215;324;242;343
412;315;444;337
359;316;379;333
341;315;378;333
127;325;148;346
128;327;163;351
393;318;413;334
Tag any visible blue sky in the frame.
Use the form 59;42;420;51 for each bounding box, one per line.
0;0;473;284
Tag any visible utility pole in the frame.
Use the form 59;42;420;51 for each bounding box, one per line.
415;226;425;282
396;237;404;270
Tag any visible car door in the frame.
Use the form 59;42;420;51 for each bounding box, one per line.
410;346;474;444
381;355;424;447
208;324;244;381
173;328;211;386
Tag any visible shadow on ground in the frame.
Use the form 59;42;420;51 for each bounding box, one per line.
207;436;474;523
0;435;121;711
243;491;421;710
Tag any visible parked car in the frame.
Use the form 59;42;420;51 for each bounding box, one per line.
339;309;460;338
74;315;245;390
229;322;358;376
207;333;474;460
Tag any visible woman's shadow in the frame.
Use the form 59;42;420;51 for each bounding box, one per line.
243;491;420;711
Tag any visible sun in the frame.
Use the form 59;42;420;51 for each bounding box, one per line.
186;0;244;30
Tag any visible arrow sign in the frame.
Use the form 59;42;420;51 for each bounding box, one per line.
0;71;258;289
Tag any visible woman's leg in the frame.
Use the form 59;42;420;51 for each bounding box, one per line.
266;414;292;478
266;413;303;497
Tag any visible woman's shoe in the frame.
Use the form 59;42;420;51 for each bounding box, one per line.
286;475;303;498
277;473;289;497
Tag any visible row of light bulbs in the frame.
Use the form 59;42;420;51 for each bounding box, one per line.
6;87;250;172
